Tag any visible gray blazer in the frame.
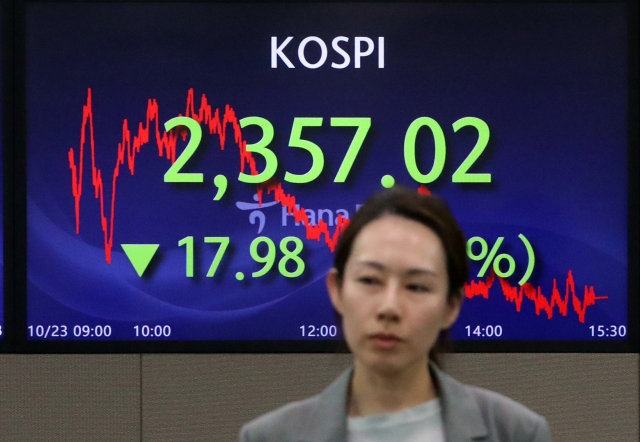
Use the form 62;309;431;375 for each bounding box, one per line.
239;363;552;442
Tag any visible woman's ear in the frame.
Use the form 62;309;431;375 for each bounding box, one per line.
442;290;463;329
326;268;344;315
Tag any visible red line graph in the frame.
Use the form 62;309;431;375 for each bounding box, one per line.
464;270;608;323
68;88;606;322
68;88;350;263
256;182;349;252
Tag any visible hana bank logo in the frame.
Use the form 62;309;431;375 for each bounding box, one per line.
236;194;360;234
235;194;279;234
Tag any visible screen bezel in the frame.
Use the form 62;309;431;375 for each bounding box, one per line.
1;0;15;353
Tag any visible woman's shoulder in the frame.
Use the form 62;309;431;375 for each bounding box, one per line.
465;383;550;436
238;394;321;442
238;369;352;442
433;365;552;441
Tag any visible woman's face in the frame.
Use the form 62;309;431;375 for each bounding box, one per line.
327;215;461;375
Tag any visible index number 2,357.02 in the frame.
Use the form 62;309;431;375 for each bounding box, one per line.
162;116;492;185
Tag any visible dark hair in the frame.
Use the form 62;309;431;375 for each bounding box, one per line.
333;185;468;366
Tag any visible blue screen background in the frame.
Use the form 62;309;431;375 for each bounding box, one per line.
26;3;628;341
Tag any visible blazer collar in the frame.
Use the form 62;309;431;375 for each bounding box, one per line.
430;362;489;441
299;363;488;442
299;368;352;442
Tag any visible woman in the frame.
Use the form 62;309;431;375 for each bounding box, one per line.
239;186;552;442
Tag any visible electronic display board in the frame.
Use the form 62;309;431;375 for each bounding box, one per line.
21;2;638;351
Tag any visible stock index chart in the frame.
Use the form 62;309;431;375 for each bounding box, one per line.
25;2;630;346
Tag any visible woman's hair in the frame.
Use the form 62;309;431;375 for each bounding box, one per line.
333;185;468;366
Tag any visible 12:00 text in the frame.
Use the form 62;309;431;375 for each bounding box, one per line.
300;325;337;337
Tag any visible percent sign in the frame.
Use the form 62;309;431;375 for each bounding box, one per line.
466;234;535;286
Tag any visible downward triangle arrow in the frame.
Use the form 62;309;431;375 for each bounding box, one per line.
121;244;160;277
